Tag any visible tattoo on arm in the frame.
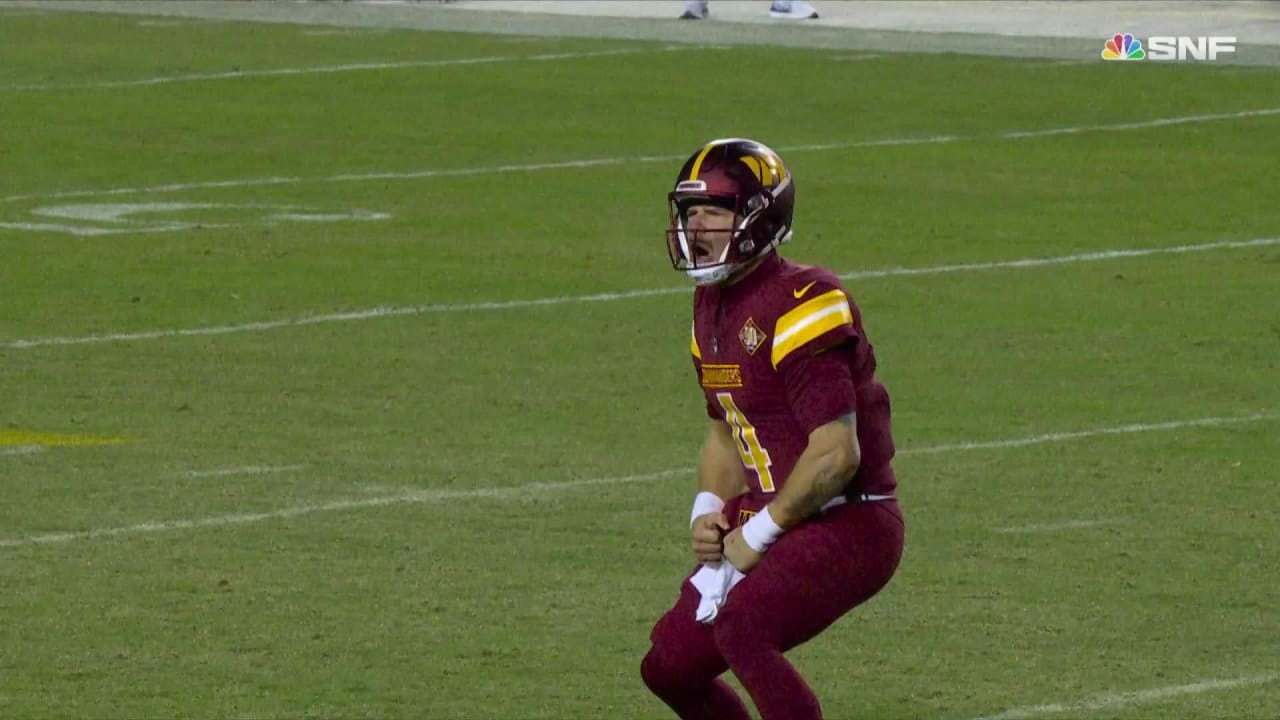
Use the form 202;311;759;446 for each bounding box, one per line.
796;412;858;514
798;465;847;515
772;412;860;527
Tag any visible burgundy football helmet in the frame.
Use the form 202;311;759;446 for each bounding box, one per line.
666;138;795;285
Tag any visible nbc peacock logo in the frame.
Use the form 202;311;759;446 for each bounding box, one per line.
1102;33;1145;60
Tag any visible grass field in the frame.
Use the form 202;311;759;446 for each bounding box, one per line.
1;6;1279;719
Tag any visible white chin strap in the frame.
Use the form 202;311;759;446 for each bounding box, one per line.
685;231;788;286
685;264;736;286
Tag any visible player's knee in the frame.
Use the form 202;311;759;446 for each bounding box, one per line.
640;649;671;696
641;647;688;699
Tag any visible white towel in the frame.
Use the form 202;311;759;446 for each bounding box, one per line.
690;561;746;624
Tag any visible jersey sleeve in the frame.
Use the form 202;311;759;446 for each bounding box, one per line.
780;342;858;435
770;284;859;371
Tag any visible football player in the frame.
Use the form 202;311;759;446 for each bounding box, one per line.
641;138;904;720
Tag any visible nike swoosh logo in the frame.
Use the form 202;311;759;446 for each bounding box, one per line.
793;281;817;299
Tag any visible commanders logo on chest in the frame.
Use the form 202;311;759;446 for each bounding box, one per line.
700;364;742;388
739;317;767;356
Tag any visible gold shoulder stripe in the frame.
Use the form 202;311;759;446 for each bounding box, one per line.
771;289;852;368
691;320;701;360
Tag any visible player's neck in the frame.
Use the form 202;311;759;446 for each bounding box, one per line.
723;252;779;289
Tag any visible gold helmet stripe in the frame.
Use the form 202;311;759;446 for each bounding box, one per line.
687;141;722;181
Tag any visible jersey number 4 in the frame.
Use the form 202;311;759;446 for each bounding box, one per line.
716;392;776;492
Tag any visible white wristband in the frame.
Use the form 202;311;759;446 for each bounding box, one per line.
690;491;725;527
741;506;784;552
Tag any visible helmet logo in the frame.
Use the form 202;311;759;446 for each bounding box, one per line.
675;180;707;193
738;153;786;188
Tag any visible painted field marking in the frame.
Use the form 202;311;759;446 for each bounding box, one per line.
0;446;46;457
184;465;306;479
0;412;1274;548
828;53;884;62
965;672;1280;720
994;519;1127;534
136;19;219;27
0;221;190;237
3;106;1278;206
0;469;686;549
1024;59;1098;67
901;412;1279;455
0;430;133;448
1;202;391;237
495;36;565;44
0;47;692;92
355;483;417;495
3;236;1275;350
300;28;391;36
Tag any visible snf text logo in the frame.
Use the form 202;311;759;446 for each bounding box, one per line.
1102;33;1237;61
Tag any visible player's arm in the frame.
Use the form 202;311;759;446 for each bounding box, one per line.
722;410;858;571
727;415;855;566
725;331;860;571
725;279;861;570
690;419;747;563
698;419;747;500
759;412;858;529
759;283;861;529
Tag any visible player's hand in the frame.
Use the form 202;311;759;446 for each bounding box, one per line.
722;526;763;573
691;512;729;563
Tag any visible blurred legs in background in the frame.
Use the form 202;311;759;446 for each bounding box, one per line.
679;1;819;21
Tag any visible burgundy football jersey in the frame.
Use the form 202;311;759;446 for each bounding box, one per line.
691;255;896;502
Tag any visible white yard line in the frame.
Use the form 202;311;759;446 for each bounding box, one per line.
299;28;391;36
2;106;1277;205
183;464;305;479
3;236;1275;350
966;672;1280;720
994;519;1126;534
0;158;650;205
0;445;46;457
827;53;885;62
900;412;1280;455
841;237;1279;279
135;19;219;27
1;412;1274;549
0;47;673;92
1023;59;1098;68
0;469;688;549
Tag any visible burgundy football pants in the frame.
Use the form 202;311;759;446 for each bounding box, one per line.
641;496;904;720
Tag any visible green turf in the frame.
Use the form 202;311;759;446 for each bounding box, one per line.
1;8;1278;720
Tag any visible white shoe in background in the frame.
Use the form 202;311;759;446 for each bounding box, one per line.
769;0;819;20
679;0;709;19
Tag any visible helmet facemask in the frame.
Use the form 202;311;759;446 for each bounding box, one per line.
664;139;796;286
666;185;790;286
